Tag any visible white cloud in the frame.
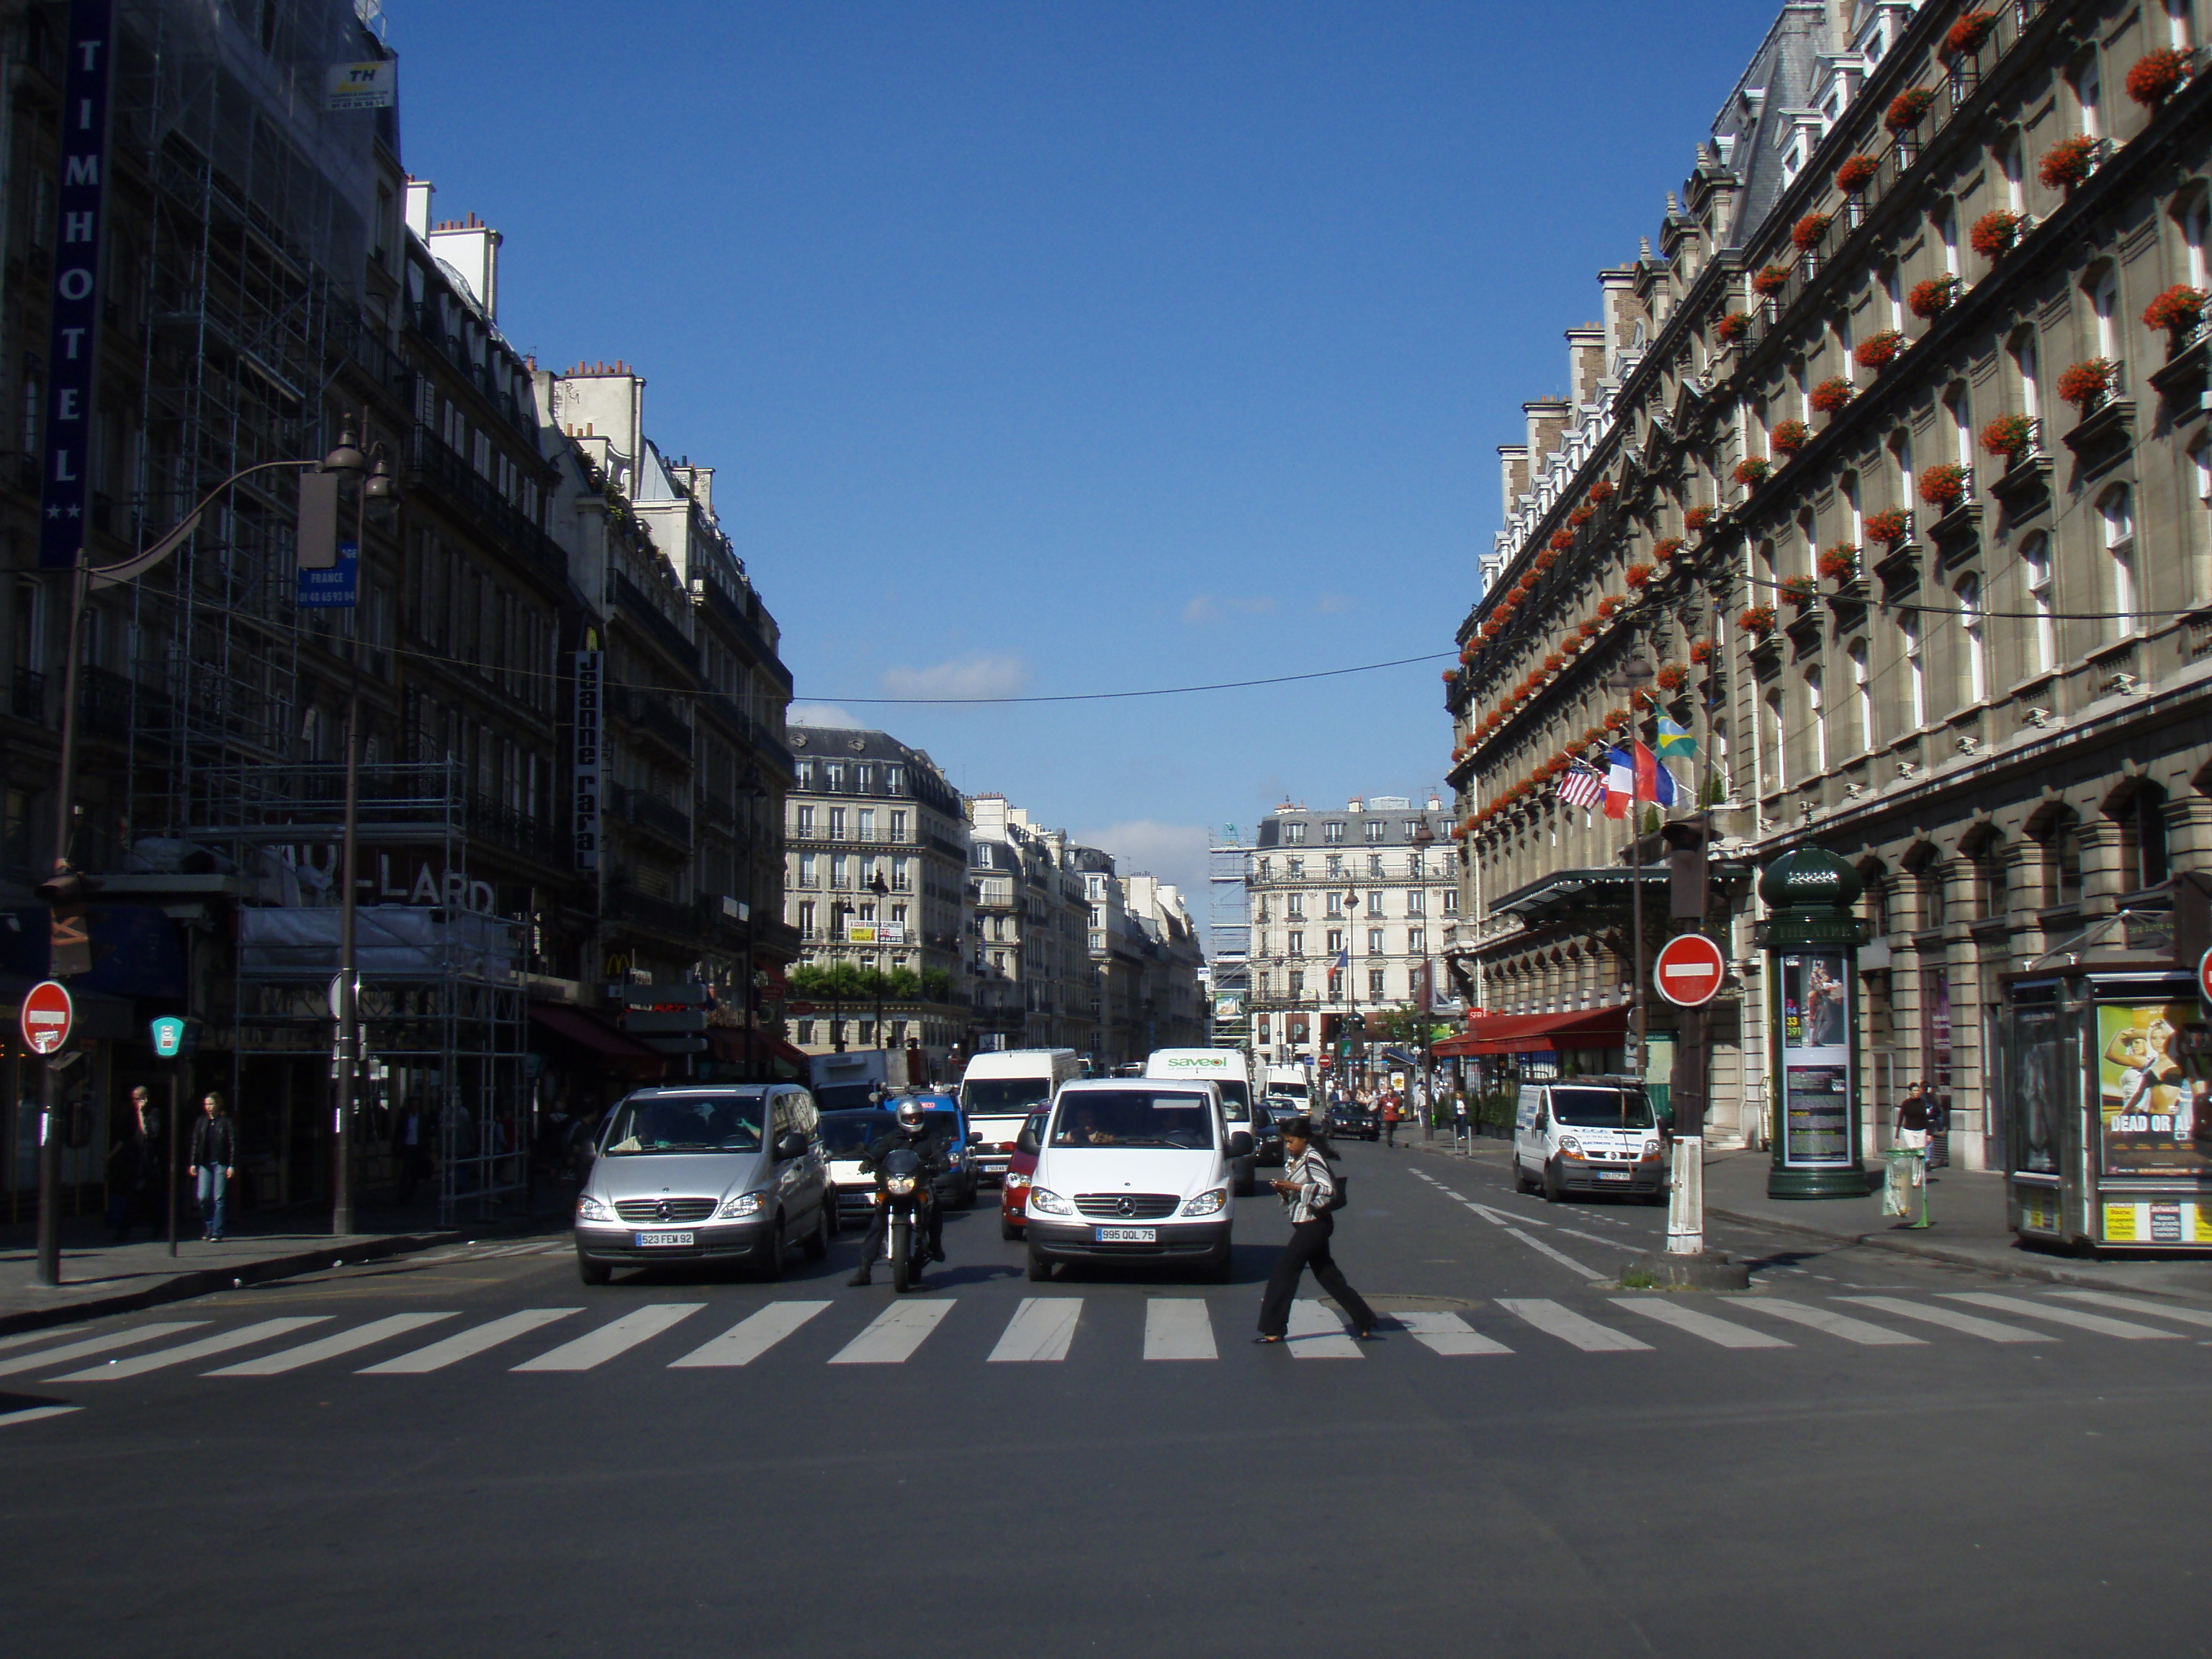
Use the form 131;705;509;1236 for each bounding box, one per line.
878;652;1032;701
1072;819;1213;912
788;702;862;727
1314;593;1355;615
1181;593;1220;625
1229;595;1278;616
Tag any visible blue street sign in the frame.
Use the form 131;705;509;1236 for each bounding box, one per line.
297;547;358;608
150;1015;184;1058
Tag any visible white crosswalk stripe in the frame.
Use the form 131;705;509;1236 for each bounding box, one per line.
512;1305;703;1372
2049;1290;2212;1329
1941;1292;2183;1340
1395;1310;1510;1355
1611;1298;1790;1349
669;1302;830;1369
1839;1295;2049;1343
1286;1299;1363;1357
0;1405;81;1429
989;1298;1082;1362
207;1314;458;1376
0;1321;206;1378
828;1300;954;1364
50;1318;330;1381
1743;1298;1925;1346
1143;1299;1217;1360
360;1308;581;1373
1498;1298;1650;1352
0;1324;86;1356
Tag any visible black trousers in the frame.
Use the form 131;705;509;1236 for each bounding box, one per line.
856;1195;941;1267
1257;1216;1376;1337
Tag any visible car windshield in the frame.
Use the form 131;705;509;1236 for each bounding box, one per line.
1550;1087;1656;1129
602;1092;765;1155
963;1077;1054;1115
1269;1082;1309;1100
1051;1090;1215;1150
819;1110;959;1157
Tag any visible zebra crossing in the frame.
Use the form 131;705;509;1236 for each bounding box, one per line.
1;1282;2206;1406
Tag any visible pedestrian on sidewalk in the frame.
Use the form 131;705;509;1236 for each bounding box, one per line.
1255;1116;1377;1345
1452;1089;1470;1148
1894;1084;1930;1186
188;1092;237;1242
104;1085;162;1242
1382;1093;1401;1148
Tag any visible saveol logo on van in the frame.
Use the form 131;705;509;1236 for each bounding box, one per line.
1162;1056;1230;1070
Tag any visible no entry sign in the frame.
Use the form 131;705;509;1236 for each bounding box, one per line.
2198;945;2212;1007
19;980;72;1054
1653;934;1727;1008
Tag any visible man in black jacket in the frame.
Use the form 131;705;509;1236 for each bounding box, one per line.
846;1098;948;1287
187;1092;238;1243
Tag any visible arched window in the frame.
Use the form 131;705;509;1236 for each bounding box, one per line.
1709;717;1732;797
2020;531;2056;674
1999;129;2026;214
1974;840;2010;920
2113;787;2170;893
1843;469;1863;547
1900;612;1925;727
2180;189;2209;292
1888;428;1914;519
2089;263;2121;361
1956;575;1987;704
1849;637;1873;752
2100;484;2136;638
2008;325;2041;423
1881;259;1904;333
2167;0;2194;49
1763;686;1786;792
1806;665;1827;773
1944;382;1972;471
2073;50;2103;140
1936;202;1959;278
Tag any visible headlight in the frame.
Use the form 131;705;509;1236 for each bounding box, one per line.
1029;1186;1071;1215
1181;1187;1228;1216
575;1195;611;1223
717;1192;765;1219
886;1174;917;1196
1642;1140;1661;1158
1004;1170;1030;1189
1559;1136;1581;1156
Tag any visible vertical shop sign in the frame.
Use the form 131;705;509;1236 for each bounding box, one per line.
572;648;602;871
39;0;116;570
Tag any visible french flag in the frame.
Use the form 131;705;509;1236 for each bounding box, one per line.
1604;743;1676;819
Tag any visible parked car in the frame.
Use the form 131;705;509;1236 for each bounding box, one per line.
572;1084;833;1284
997;1109;1051;1240
1327;1100;1380;1141
821;1102;979;1230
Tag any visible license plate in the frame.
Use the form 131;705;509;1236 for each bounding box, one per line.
634;1230;695;1247
1095;1226;1157;1243
1596;1172;1631;1182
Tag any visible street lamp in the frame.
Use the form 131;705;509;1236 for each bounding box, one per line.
1603;645;1657;1084
1342;888;1361;1093
867;870;891;1052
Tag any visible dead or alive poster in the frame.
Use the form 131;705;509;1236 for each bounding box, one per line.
2098;1002;2212;1177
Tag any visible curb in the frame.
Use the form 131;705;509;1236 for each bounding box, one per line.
0;1219;547;1339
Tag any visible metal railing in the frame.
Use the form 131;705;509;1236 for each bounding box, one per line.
404;427;565;584
608;569;700;670
608;682;695;755
11;668;44;723
611;782;693;850
603;877;700;943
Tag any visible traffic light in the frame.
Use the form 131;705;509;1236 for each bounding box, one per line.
35;865;102;978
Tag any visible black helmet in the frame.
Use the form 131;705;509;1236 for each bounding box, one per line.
896;1097;926;1132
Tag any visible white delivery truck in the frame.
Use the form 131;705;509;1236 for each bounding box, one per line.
958;1048;1082;1181
1143;1048;1259;1195
809;1048;925;1112
1262;1064;1312;1110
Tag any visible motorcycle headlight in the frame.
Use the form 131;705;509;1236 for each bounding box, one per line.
1559;1136;1581;1156
1181;1187;1228;1217
886;1174;917;1196
575;1195;611;1223
1029;1186;1071;1215
717;1191;765;1219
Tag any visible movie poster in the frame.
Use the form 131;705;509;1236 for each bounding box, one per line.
1780;951;1853;1167
2096;1002;2212;1178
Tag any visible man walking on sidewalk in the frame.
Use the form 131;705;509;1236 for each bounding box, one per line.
1382;1093;1401;1148
1255;1117;1377;1345
188;1092;238;1243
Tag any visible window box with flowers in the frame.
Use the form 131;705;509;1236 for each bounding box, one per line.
1651;536;1686;564
1683;505;1714;534
1732;457;1771;490
1919;462;1980;551
1550;529;1575;554
1979;413;2038;466
1588;480;1613;504
1809;377;1854;416
1854;330;1904;371
1737;606;1777;637
1751;264;1793;299
1918;462;1969;510
1970;210;2024;258
1909;276;1960;320
1716;310;1753;346
1835;153;1879;194
2038;134;2098;192
1560;634;1583;656
1577;619;1600;641
1770;418;1809;457
1568;502;1596;528
2126;48;2192;105
1942;11;1996;59
1534;547;1559;572
1981;410;2051;508
2059;358;2135;457
2146;288;2212;401
1779;574;1819;609
2056;357;2117;413
1792;212;1833;256
1865;508;1912;549
1596;596;1622;621
1654;665;1689;696
2144;284;2208;348
1886;87;1936;135
1818;542;1863;587
1624;562;1658;589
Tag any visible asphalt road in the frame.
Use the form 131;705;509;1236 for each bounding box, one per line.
3;1137;2208;1658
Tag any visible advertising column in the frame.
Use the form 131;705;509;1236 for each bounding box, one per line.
1759;847;1869;1200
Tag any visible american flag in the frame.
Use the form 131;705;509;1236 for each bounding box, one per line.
1555;763;1606;809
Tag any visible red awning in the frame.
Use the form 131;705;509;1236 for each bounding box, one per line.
528;1004;666;1074
1432;1006;1629;1057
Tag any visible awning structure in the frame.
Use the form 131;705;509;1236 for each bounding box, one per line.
705;1027;810;1074
528;1004;666;1074
1432;1006;1629;1057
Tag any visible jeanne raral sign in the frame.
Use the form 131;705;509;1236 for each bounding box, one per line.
38;0;115;570
573;649;603;871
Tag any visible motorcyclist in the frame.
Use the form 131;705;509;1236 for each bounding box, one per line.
846;1097;949;1287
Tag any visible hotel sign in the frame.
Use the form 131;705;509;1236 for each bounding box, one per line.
573;649;603;871
38;0;115;570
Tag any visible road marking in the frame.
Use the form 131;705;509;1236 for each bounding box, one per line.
988;1298;1082;1362
668;1301;830;1368
1143;1299;1217;1361
1497;1298;1651;1352
1839;1295;2048;1343
1743;1298;1925;1346
205;1313;458;1376
361;1308;582;1373
0;1405;81;1429
0;1325;85;1355
1941;1292;2183;1341
1611;1298;1790;1349
1287;1298;1363;1357
827;1300;954;1364
2049;1290;2212;1329
1395;1310;1511;1355
512;1304;703;1372
1500;1226;1604;1280
50;1318;330;1381
0;1322;205;1378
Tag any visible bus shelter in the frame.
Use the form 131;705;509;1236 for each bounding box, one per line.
2000;904;2212;1252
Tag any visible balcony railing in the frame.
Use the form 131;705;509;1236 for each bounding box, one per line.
611;782;693;851
11;668;44;723
608;570;700;672
467;793;562;863
404;427;565;585
608;682;695;757
604;877;700;944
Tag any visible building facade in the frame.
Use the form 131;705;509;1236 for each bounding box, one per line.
1446;0;2212;1169
966;795;1096;1056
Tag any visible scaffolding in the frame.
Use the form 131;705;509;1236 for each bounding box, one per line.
1208;828;1252;1048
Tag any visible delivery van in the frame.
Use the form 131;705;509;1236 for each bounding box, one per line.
958;1048;1082;1180
1511;1076;1665;1203
1143;1048;1257;1195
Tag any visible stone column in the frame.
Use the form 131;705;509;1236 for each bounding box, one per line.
2077;817;2123;917
2162;793;2212;875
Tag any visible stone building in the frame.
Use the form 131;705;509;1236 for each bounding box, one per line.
966;794;1095;1055
1444;0;2212;1170
1246;795;1460;1067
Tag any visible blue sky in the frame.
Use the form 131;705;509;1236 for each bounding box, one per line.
390;0;1780;902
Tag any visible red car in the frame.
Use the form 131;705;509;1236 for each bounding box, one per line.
998;1110;1050;1241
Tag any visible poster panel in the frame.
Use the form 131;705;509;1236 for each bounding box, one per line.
1781;950;1852;1167
2095;1002;2212;1179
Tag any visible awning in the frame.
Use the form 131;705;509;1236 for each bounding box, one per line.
1432;1007;1628;1057
529;1004;666;1074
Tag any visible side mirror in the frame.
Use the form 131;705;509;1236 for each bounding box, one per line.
968;1130;982;1146
1228;1131;1254;1159
775;1132;806;1161
1015;1127;1040;1155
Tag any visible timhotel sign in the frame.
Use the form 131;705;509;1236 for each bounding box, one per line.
573;645;603;871
39;0;116;570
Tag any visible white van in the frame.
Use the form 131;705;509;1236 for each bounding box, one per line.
1023;1077;1249;1282
959;1048;1082;1180
1262;1064;1311;1109
1143;1049;1258;1195
1511;1076;1665;1203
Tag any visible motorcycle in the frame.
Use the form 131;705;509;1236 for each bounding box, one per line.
873;1143;932;1292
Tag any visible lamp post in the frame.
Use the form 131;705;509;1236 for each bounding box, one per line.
867;870;891;1051
1603;645;1657;1082
1343;888;1361;1094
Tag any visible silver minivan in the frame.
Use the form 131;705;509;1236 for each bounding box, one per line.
573;1084;835;1283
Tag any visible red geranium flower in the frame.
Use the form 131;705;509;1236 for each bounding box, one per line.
1561;635;1583;655
1969;210;2023;258
1909;276;1959;319
1770;419;1809;456
1577;619;1599;639
1652;536;1686;562
1655;665;1687;693
1864;508;1910;547
1918;462;1969;508
1809;377;1853;415
1588;480;1614;503
1737;605;1777;635
2126;48;2191;104
2039;135;2096;192
1534;548;1558;572
1689;638;1716;665
1596;596;1620;620
1715;311;1753;345
2144;284;2208;332
1683;505;1713;532
1751;264;1792;297
1817;544;1860;580
1732;457;1771;488
1885;88;1936;133
1624;562;1656;589
1942;12;1995;58
1979;414;2034;459
1791;212;1833;253
2056;358;2116;409
1835;154;1879;192
1550;529;1575;553
1854;330;1903;369
1780;575;1818;608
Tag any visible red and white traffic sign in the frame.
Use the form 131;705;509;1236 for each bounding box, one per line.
2198;945;2212;1006
19;980;72;1055
1653;934;1727;1008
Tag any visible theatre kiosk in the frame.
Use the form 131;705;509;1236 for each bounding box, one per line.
2000;899;2212;1251
1758;848;1867;1198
